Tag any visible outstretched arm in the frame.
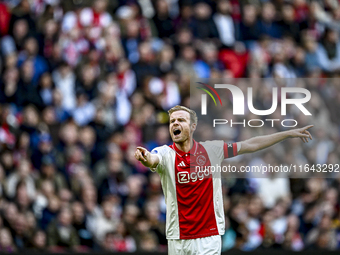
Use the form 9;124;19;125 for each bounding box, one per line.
238;125;313;155
134;146;160;168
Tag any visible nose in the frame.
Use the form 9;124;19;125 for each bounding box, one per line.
173;120;180;126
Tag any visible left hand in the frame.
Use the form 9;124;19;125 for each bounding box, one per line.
289;125;313;143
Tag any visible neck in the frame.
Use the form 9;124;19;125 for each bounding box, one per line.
175;138;193;153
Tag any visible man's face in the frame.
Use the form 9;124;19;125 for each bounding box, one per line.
169;110;195;143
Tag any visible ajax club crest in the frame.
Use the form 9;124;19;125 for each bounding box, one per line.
196;155;206;166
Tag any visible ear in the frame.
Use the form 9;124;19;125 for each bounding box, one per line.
191;122;197;132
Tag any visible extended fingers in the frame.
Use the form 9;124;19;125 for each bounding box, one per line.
304;130;312;140
300;136;309;143
299;131;311;143
299;133;310;138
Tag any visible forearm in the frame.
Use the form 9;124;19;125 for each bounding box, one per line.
239;130;291;154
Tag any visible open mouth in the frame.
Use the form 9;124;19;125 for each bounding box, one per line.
173;129;181;136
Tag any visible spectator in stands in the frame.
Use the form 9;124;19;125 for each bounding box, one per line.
72;201;93;248
0;228;16;252
6;158;35;200
27;230;47;252
152;0;175;39
92;200;119;243
17;37;48;85
46;206;79;251
191;2;219;40
257;2;282;39
238;4;260;46
213;0;235;47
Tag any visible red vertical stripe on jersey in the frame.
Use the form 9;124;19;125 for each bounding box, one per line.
170;143;219;239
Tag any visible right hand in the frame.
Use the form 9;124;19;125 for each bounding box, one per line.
135;146;149;162
135;146;159;168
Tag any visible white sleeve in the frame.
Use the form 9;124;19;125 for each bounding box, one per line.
150;146;168;174
200;140;225;163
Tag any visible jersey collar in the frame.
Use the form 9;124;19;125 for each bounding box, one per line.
172;139;198;157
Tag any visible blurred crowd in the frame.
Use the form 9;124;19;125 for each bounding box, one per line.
0;0;339;252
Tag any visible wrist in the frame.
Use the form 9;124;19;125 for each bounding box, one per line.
286;130;293;138
141;161;151;168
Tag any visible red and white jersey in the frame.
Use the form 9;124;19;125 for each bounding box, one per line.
151;140;238;240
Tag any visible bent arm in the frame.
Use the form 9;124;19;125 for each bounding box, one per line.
238;125;313;155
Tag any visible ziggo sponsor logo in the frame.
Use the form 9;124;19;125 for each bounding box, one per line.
177;171;210;184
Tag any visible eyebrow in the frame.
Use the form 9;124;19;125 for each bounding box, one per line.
170;117;187;121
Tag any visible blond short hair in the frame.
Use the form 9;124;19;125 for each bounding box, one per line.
168;105;197;125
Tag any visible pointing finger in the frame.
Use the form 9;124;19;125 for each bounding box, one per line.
303;125;314;131
136;146;147;153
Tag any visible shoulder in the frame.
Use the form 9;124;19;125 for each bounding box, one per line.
199;140;224;148
199;140;225;160
151;145;173;156
150;145;173;173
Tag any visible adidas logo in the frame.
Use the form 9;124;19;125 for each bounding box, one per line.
178;161;186;167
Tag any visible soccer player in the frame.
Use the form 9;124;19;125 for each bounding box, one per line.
134;105;313;255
